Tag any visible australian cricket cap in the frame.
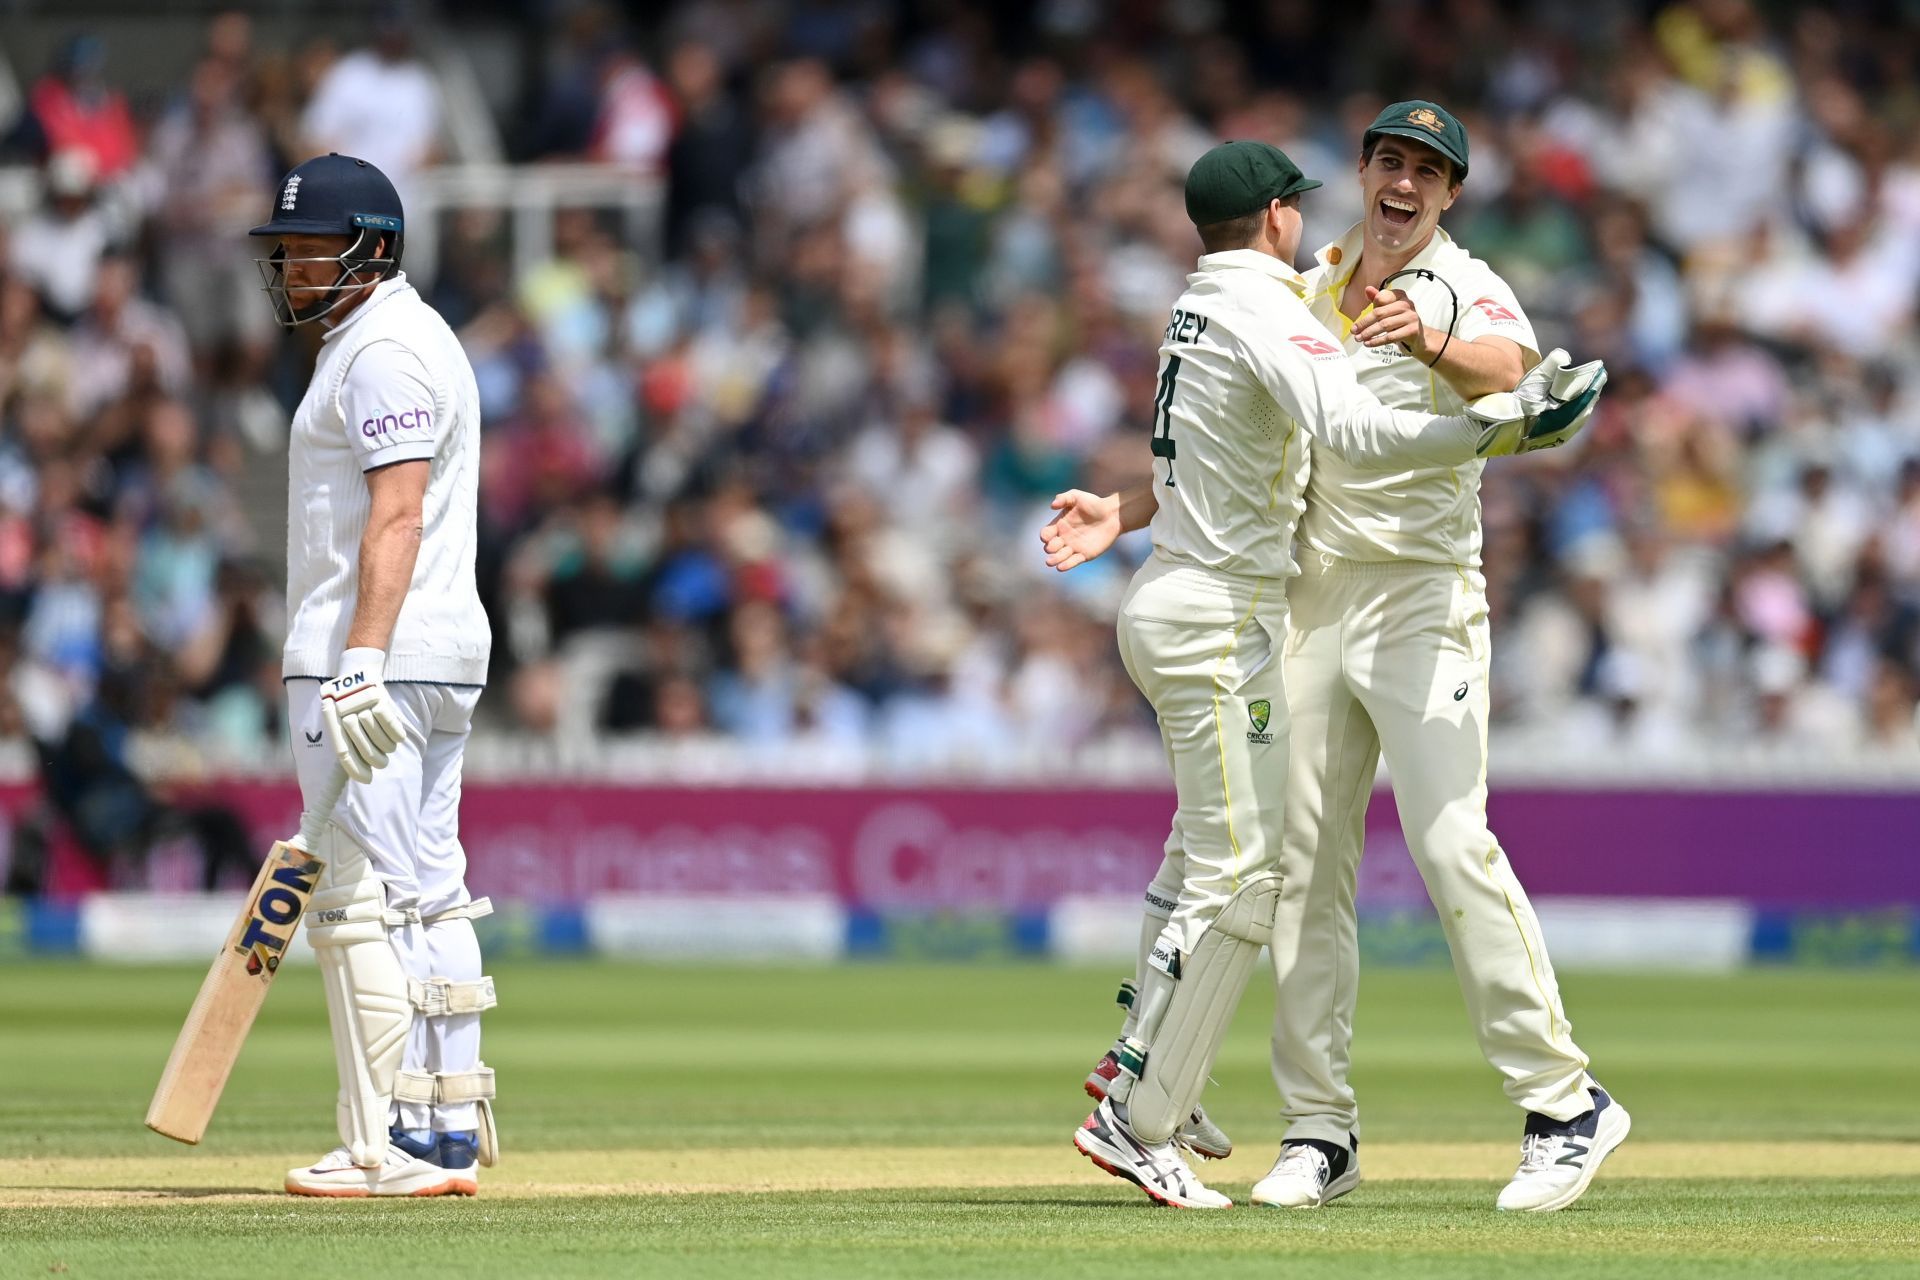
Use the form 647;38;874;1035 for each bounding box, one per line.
1363;100;1469;179
1184;140;1322;226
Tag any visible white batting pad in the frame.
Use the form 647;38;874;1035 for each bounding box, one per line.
304;826;411;1167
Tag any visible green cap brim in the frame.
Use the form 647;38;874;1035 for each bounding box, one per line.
1364;127;1467;176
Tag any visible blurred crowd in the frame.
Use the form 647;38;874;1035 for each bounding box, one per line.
2;0;1920;779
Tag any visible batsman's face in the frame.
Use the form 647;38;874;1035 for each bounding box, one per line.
1359;138;1459;254
277;233;352;302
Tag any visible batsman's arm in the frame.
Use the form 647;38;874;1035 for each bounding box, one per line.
345;459;429;653
323;460;428;783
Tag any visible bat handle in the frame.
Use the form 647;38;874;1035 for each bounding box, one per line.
291;765;349;854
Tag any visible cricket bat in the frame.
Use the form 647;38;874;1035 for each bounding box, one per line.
146;766;347;1145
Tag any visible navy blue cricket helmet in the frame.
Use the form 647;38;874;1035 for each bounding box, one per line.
249;153;405;327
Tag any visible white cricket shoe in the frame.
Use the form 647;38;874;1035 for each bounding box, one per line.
285;1137;476;1198
1250;1137;1361;1208
1073;1097;1232;1209
1085;1049;1233;1160
1497;1086;1631;1212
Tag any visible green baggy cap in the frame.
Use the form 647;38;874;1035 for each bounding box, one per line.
1363;100;1469;179
1184;140;1322;226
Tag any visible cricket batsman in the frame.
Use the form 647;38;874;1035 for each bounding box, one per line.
1055;140;1606;1209
250;153;497;1196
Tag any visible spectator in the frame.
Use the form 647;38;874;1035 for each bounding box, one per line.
145;57;277;368
7;150;123;322
2;0;1920;773
299;5;440;196
663;41;754;258
17;36;140;178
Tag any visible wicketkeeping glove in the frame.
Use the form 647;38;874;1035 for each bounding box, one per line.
1467;348;1609;458
320;647;409;784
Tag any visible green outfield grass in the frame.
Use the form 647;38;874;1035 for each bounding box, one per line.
1;961;1917;1278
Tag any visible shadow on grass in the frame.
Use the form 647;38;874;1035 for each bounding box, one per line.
936;1196;1168;1209
17;1185;279;1199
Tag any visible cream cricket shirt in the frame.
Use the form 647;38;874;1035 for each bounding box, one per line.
284;273;490;685
1148;249;1486;581
1297;224;1538;568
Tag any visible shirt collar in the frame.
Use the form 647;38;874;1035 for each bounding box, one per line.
1193;249;1309;297
321;272;412;342
1313;222;1457;277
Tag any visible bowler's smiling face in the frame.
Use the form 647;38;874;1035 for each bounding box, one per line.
1359;137;1460;254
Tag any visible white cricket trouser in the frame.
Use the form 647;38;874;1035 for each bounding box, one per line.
1269;554;1592;1142
288;678;486;1132
1117;553;1289;956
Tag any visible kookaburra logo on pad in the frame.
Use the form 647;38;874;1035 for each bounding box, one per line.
281;174;302;211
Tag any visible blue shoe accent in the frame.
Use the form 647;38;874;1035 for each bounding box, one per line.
436;1131;479;1170
389;1127;437;1161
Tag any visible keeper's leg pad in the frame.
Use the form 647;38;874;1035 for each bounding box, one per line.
1117;863;1181;1041
1110;876;1279;1144
303;826;412;1168
397;1066;499;1166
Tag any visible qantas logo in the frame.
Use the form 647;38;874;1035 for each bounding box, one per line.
1472;296;1519;323
1289;334;1341;357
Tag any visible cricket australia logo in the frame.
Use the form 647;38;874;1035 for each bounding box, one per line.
1408;107;1446;133
280;174;302;211
1247;699;1274;745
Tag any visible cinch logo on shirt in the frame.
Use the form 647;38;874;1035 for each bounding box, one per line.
1289;334;1342;358
362;407;433;438
1472;296;1519;323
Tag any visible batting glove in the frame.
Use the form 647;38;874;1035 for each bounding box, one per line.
1468;349;1608;458
320;647;409;784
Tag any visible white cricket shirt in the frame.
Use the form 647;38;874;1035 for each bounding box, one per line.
283;273;490;685
1298;223;1539;568
1147;249;1484;581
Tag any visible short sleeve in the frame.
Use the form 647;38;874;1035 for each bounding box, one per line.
1453;268;1539;359
339;340;441;471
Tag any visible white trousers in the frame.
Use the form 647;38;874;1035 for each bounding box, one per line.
288;678;487;1132
1118;554;1289;957
1268;555;1592;1143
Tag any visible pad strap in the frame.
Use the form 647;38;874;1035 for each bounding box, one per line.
422;897;494;925
408;976;498;1017
396;1064;496;1105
